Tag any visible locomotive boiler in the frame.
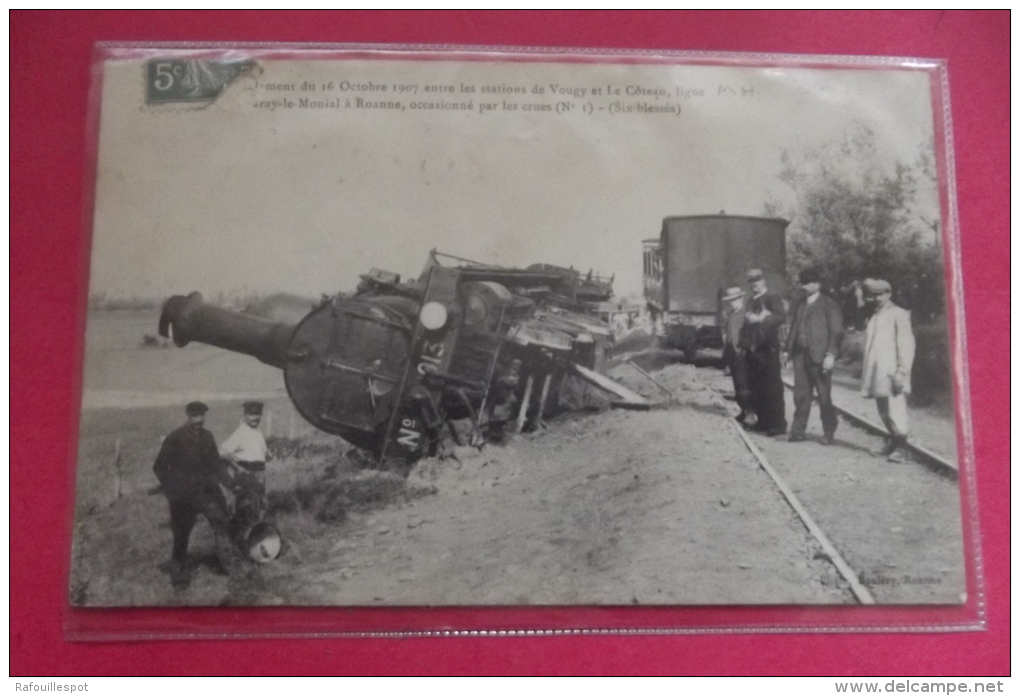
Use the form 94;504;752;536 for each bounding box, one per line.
159;250;635;474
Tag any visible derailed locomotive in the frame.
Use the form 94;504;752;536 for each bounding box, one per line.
159;250;634;474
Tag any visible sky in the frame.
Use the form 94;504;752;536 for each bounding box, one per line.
89;51;939;301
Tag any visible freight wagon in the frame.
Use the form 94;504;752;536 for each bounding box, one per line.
643;214;788;361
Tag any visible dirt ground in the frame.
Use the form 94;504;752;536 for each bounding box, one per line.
69;311;967;607
696;362;966;604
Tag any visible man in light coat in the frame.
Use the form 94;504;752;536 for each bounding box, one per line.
860;278;916;462
720;285;754;425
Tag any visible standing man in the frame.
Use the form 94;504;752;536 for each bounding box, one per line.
720;285;754;425
785;268;843;444
860;279;916;462
220;401;270;533
153;401;234;589
744;268;788;436
220;401;269;492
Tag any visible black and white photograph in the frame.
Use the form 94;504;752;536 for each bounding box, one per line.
71;47;969;609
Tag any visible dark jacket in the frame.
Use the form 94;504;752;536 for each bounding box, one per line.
743;291;787;353
786;293;843;363
153;422;223;501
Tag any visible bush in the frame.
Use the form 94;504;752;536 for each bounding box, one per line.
911;321;952;406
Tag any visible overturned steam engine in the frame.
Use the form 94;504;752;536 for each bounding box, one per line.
159;250;642;474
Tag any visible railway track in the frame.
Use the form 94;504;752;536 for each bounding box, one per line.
625;359;961;605
777;376;958;477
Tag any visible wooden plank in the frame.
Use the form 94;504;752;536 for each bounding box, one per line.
626;360;678;401
514;374;534;434
571;364;648;404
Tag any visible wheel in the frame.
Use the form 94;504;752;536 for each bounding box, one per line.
381;457;412;478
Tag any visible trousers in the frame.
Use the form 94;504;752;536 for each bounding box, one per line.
791;352;838;437
723;345;753;417
167;486;233;565
746;347;786;431
875;394;910;437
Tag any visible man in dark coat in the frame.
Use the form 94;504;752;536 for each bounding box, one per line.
153;401;234;588
743;268;788;436
784;268;844;444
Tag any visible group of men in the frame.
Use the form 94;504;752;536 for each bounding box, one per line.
721;269;916;462
152;400;269;589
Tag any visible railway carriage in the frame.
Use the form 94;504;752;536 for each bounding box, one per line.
644;214;789;361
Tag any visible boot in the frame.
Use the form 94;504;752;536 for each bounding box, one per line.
876;438;898;457
887;436;908;463
168;558;190;589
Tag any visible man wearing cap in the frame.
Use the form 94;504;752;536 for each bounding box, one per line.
219;401;270;543
784;268;844;444
743;268;788;436
220;401;269;491
720;285;754;425
152;401;235;589
861;279;916;462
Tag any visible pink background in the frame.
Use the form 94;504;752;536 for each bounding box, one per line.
11;11;1008;675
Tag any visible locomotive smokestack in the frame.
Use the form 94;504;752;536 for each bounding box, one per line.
158;292;295;369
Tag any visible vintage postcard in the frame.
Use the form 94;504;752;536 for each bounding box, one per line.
71;46;970;612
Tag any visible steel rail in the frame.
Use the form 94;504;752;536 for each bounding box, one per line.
779;377;958;476
730;422;876;605
628;365;875;605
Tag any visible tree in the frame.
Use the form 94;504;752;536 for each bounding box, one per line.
764;123;945;323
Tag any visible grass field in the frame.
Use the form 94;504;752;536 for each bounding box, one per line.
81;310;284;408
72;310;363;605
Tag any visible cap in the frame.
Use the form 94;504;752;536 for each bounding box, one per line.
185;401;208;416
863;278;892;295
243;401;264;415
746;269;765;282
721;286;745;302
799;267;822;285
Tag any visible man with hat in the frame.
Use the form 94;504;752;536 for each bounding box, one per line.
743;268;788;436
784;268;844;444
220;401;270;495
152;401;235;589
860;278;916;462
720;285;754;425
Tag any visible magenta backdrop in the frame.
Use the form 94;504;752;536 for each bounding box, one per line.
10;10;1009;676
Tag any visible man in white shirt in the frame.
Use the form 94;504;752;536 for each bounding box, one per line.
220;401;269;494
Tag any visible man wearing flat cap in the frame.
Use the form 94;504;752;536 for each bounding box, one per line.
785;268;844;444
220;401;269;494
720;285;754;425
861;279;916;462
153;401;235;589
743;268;788;436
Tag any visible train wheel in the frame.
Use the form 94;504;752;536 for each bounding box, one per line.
381;456;412;478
